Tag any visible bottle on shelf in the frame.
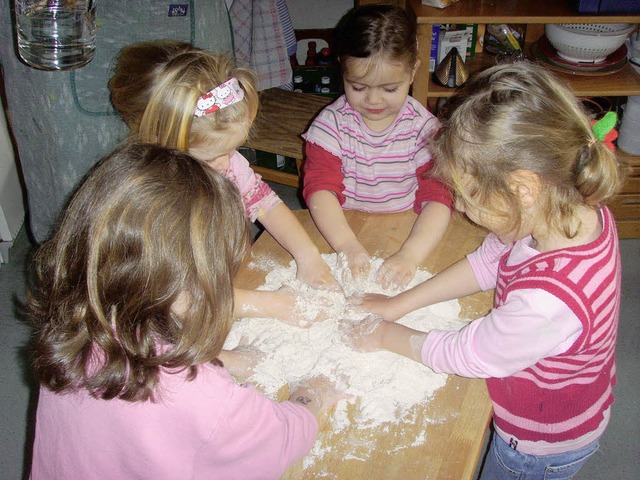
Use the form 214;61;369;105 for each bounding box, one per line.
317;47;332;65
305;41;317;66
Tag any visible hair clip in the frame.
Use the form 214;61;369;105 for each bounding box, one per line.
590;111;618;152
194;78;244;117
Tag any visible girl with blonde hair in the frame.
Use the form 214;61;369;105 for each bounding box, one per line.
348;61;625;479
109;40;339;323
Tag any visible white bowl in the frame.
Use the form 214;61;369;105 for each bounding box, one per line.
545;23;636;63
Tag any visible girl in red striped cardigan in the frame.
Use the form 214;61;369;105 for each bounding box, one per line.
347;61;625;480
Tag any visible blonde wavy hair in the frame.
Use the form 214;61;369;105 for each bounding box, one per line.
109;40;258;153
28;144;249;402
431;61;625;238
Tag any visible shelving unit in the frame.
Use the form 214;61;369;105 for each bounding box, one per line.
244;88;332;188
408;0;640;238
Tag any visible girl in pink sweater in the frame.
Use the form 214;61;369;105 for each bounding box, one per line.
347;61;625;479
109;40;340;324
28;144;342;480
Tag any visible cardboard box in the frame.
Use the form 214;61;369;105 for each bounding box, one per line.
437;27;469;64
431;24;479;70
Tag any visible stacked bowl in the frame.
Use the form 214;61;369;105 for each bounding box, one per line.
544;23;635;63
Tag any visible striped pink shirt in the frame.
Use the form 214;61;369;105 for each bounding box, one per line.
422;207;620;455
302;95;440;213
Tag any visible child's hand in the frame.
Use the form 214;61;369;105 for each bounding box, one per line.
376;251;418;290
219;340;265;383
348;293;402;322
338;243;372;283
289;374;350;415
270;286;335;327
295;254;342;292
340;315;385;353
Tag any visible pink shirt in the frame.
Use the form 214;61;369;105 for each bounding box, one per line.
31;363;318;480
225;151;281;222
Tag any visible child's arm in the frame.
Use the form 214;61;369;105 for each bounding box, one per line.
377;201;451;289
258;202;340;290
351;256;482;322
227;152;339;290
349;286;583;380
303;141;371;281
234;287;310;326
218;344;264;383
377;157;453;289
345;315;428;362
307;190;372;281
234;285;339;327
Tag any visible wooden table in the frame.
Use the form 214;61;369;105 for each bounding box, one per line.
234;209;494;480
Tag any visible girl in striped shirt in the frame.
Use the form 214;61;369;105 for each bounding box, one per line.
347;61;625;479
302;4;453;289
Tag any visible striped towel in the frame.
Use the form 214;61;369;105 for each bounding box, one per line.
230;0;294;90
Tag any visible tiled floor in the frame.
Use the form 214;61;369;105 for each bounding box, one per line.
1;183;638;479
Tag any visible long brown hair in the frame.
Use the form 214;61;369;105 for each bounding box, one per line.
28;143;249;401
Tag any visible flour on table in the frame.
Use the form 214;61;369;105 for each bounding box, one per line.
225;253;469;464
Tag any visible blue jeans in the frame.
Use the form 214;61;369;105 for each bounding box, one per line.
479;432;600;480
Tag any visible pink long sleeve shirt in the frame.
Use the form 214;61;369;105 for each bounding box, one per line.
31;363;318;480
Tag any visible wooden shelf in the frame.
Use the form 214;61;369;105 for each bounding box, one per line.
408;0;640;238
410;0;640;106
244;88;332;188
423;54;640;100
409;0;636;24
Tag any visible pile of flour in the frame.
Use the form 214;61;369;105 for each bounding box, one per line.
224;253;469;460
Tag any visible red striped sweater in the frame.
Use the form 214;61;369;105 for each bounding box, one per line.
487;207;621;446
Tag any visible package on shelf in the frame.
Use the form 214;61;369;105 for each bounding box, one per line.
569;0;640;14
483;24;527;55
429;25;440;72
239;147;297;174
437;26;469;65
431;24;481;71
421;0;462;8
257;151;298;174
